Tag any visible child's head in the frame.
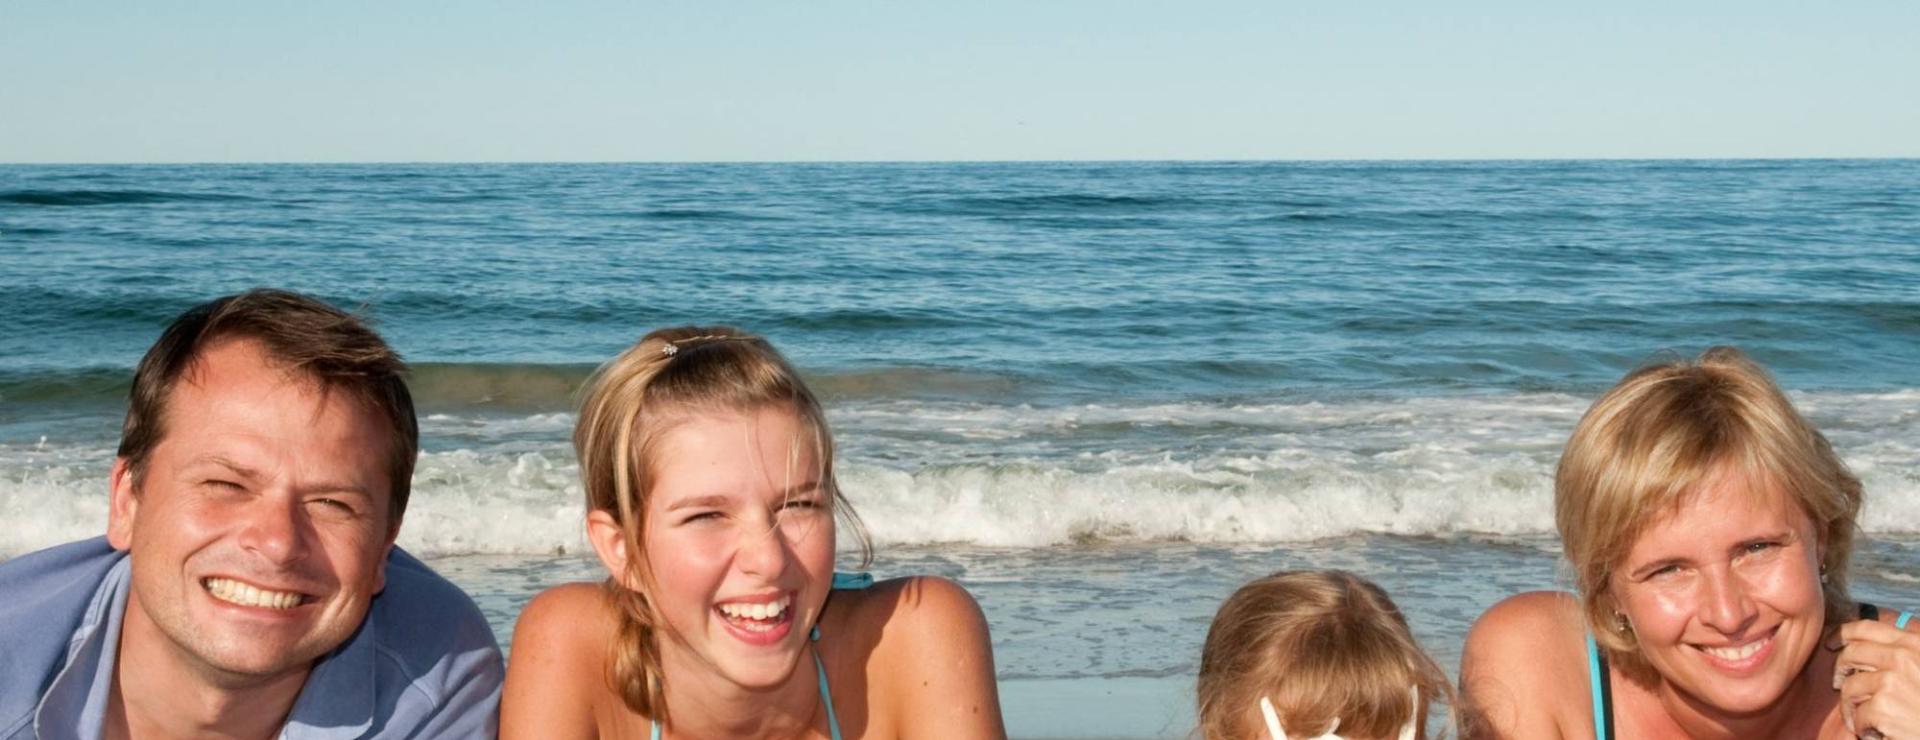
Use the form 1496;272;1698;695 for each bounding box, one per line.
1197;570;1449;740
573;327;872;720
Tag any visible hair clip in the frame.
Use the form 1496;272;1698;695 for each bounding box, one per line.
1260;686;1418;740
662;343;679;357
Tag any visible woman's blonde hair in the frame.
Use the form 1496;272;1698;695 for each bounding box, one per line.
1197;570;1452;740
573;326;872;723
1556;347;1861;675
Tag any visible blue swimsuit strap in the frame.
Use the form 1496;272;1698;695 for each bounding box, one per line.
1584;633;1614;740
1898;610;1914;630
650;572;873;740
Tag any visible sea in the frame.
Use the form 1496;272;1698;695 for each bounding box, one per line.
3;160;1918;738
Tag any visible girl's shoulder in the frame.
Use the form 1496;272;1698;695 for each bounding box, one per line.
515;581;622;648
822;575;990;658
819;575;1005;738
502;582;629;740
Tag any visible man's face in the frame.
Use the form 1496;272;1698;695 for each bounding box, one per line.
108;338;398;685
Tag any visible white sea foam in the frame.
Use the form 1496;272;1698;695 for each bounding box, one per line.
5;391;1920;557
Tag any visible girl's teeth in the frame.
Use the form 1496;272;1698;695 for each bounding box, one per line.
203;578;303;609
719;596;791;621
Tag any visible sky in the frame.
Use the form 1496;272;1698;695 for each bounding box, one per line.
2;1;1916;163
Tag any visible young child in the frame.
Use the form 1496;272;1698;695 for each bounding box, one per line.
1197;570;1451;740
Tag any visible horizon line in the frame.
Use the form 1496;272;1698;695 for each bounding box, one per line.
4;155;1918;167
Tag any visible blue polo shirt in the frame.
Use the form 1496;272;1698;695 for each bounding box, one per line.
0;538;503;740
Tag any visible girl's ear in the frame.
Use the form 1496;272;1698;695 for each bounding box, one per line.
587;509;644;590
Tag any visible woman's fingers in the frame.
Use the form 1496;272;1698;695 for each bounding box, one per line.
1839;637;1920;740
1838;641;1901;689
1841;619;1920;648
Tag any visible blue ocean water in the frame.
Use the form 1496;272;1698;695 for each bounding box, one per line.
5;160;1919;398
4;162;1917;735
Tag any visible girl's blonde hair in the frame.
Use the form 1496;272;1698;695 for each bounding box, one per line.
1556;346;1861;677
1197;570;1452;740
573;326;872;723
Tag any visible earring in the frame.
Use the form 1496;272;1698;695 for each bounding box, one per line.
1614;612;1633;633
1820;565;1830;585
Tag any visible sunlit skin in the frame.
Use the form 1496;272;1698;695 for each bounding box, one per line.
1460;470;1861;739
1607;472;1838;736
104;338;397;739
502;402;1007;739
622;407;838;732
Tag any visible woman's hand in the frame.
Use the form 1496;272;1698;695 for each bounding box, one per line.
1835;619;1920;739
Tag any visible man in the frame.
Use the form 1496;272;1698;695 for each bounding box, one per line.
0;289;503;739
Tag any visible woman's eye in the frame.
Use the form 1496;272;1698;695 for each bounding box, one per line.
1646;564;1682;580
682;512;723;525
1742;541;1781;556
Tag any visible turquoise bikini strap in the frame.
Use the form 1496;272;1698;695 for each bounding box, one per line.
832;572;874;590
814;650;843;740
1899;611;1914;630
1585;634;1606;739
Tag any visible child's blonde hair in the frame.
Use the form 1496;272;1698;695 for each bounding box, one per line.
1197;570;1451;740
573;326;872;724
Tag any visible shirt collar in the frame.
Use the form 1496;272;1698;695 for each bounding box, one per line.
34;555;131;740
281;601;376;740
34;558;381;740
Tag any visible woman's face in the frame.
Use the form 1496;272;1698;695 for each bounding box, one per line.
1610;471;1826;714
641;406;836;691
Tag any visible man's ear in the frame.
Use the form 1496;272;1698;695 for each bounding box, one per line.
107;457;139;550
586;510;643;590
374;514;402;594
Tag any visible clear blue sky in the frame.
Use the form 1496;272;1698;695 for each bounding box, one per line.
3;1;1915;162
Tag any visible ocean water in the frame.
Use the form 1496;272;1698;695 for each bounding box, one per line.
4;160;1918;737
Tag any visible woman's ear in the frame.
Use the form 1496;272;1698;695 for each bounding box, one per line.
587;509;645;590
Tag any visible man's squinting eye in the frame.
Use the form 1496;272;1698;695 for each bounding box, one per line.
309;497;357;514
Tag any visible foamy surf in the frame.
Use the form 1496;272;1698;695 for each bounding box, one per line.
6;390;1920;558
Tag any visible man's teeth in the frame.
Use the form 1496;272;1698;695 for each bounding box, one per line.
1702;639;1767;661
718;595;791;622
204;578;303;609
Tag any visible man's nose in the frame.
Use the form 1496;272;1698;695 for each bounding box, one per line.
238;495;312;566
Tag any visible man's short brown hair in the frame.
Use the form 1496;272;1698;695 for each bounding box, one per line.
118;289;419;526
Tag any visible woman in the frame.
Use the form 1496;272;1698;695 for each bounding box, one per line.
1460;348;1918;739
502;328;1006;739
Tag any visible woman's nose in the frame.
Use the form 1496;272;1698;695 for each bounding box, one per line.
1697;567;1760;635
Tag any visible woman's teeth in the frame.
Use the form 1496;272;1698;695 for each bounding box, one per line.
718;595;791;624
1701;638;1767;661
203;577;304;609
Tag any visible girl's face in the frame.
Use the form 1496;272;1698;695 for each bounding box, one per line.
1610;471;1826;715
641;406;836;691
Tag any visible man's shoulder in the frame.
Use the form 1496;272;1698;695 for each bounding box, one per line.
352;548;504;738
368;548;501;671
0;537;121;594
0;538;123;739
0;536;122;641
